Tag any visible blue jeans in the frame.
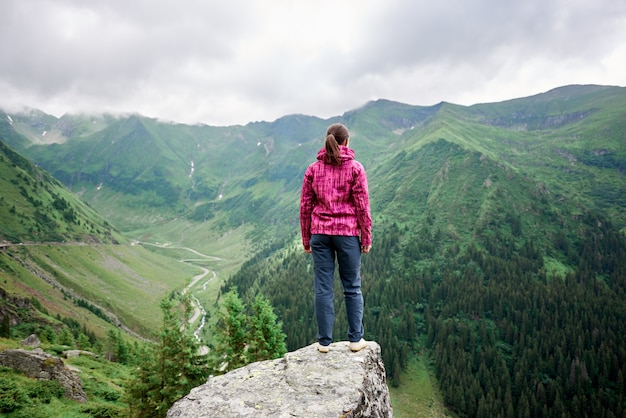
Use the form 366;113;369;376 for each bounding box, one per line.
310;234;364;346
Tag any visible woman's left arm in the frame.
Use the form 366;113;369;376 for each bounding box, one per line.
352;164;372;248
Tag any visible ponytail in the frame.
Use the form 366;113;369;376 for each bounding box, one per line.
325;134;341;166
324;123;349;166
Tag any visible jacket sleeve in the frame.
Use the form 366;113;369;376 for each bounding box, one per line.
300;167;315;248
352;164;372;246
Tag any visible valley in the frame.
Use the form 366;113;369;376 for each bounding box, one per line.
135;240;222;347
1;84;625;417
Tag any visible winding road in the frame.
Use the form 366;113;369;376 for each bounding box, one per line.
135;241;220;347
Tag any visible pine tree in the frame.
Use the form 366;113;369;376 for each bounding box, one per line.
76;333;91;350
40;325;56;344
210;289;288;372
247;294;287;362
0;315;10;338
211;287;248;373
58;326;74;346
104;330;130;364
126;294;209;417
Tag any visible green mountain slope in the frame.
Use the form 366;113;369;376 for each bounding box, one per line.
13;85;624;239
0;127;198;343
0;132;122;244
0;242;197;338
16;114;330;239
462;85;626;227
221;85;626;417
1;84;625;417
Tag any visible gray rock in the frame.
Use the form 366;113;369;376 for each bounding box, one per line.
167;341;393;418
20;333;41;348
0;348;87;402
63;349;97;359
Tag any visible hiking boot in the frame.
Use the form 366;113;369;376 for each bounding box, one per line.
349;339;368;352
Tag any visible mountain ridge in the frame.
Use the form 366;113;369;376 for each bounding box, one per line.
1;83;625;417
2;83;625;250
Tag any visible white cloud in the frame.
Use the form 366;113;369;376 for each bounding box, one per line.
0;0;625;126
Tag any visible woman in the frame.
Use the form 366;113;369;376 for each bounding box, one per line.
300;123;372;353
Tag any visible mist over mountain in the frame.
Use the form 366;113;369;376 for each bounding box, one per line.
5;84;626;236
1;84;625;417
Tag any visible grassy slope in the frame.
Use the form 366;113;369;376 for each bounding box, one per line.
462;85;626;229
0;140;122;244
0;243;196;339
389;355;449;418
381;87;626;235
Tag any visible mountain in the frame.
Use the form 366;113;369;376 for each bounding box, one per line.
1;84;625;417
0;120;200;346
221;85;626;417
0;123;121;244
6;85;625;239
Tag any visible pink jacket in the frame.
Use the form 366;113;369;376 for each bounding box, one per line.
300;146;372;249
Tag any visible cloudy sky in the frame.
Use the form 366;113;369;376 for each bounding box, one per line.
1;0;625;126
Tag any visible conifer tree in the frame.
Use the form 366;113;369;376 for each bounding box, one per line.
40;325;56;344
247;294;287;362
211;288;248;373
58;326;74;346
105;329;131;364
76;333;91;350
210;288;287;373
0;315;10;338
126;294;208;417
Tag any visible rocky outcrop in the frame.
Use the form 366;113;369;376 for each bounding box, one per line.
20;333;41;348
0;287;43;328
167;341;393;418
0;348;87;402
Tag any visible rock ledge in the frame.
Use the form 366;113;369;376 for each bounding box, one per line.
168;341;393;418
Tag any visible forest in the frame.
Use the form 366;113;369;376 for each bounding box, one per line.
226;210;626;418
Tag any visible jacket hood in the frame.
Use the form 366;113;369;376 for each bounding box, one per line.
316;145;355;164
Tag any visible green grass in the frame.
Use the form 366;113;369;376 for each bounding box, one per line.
0;344;131;417
543;256;571;279
389;355;451;418
0;243;196;339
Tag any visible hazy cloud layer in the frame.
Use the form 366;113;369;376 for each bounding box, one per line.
1;0;625;126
